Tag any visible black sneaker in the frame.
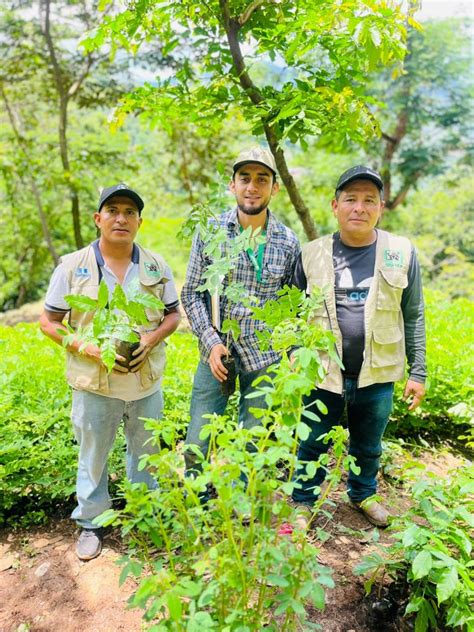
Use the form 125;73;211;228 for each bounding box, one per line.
76;528;103;561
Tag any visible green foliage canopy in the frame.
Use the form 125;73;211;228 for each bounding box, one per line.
83;0;414;239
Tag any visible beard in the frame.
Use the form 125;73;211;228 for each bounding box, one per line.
237;197;271;216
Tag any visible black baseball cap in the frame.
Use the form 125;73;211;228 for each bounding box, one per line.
98;183;144;212
335;166;384;196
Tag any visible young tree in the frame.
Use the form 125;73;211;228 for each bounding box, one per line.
84;0;412;239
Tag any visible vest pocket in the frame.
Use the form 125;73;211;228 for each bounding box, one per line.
141;343;166;387
66;353;106;391
377;269;408;310
371;326;403;368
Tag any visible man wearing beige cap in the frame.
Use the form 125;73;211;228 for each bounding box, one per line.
181;147;300;499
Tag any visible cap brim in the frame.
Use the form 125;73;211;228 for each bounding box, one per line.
99;190;144;212
233;160;276;176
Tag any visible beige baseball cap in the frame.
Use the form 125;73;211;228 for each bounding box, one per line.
232;146;277;176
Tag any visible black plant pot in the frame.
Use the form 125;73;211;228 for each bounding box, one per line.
114;338;141;370
221;355;237;397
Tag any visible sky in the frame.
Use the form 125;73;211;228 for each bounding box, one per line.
416;0;473;19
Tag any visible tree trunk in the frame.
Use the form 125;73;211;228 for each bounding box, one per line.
219;0;318;241
40;0;84;248
1;86;60;265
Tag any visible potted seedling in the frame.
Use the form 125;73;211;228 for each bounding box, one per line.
62;279;164;372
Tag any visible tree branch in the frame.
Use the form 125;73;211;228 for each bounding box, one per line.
239;0;268;26
219;0;317;240
67;54;94;98
386;180;416;210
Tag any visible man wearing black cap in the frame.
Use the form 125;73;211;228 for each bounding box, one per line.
40;184;180;560
290;166;426;528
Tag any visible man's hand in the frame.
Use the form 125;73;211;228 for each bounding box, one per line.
209;343;230;382
402;379;426;411
129;332;157;373
82;343;128;373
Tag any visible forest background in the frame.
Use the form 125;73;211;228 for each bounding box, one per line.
0;0;473;630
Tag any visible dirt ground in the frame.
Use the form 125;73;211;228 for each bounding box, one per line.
0;450;465;632
0;479;415;632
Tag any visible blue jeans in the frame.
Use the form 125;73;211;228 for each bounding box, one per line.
184;359;269;475
292;379;394;506
71;389;163;529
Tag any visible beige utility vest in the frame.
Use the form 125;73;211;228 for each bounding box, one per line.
302;229;412;394
61;243;168;394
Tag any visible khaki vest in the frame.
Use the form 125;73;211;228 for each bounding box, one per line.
302;229;412;394
61;243;169;394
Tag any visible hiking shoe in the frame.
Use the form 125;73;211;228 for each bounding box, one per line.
76;528;103;561
350;498;390;528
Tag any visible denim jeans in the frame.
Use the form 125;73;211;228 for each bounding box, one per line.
292;379;394;506
184;359;269;476
70;388;163;529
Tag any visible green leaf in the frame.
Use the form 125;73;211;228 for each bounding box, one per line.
97;280;109;309
101;337;117;372
302;408;320;422
414;600;432;632
412;550;433;579
65;294;97;312
221;319;241;342
310;582;326;610
315;399;328;415
370;26;381;47
296;421;311;440
134;293;164;310
110;284;127;311
167;592;182;621
437;566;458;604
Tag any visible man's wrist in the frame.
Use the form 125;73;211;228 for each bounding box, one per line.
202;327;224;355
408;374;426;384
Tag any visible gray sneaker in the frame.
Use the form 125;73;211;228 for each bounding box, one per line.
76;528;103;561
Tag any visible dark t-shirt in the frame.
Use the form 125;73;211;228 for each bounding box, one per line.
292;231;426;382
333;234;376;377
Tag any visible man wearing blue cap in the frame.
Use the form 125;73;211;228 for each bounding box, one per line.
40;184;180;560
291;166;426;528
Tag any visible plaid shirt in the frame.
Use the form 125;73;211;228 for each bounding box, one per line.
181;208;301;372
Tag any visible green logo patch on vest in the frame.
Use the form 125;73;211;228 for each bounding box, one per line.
383;249;404;268
144;262;161;277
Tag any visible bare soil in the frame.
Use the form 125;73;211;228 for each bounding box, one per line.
0;444;463;632
0;482;410;632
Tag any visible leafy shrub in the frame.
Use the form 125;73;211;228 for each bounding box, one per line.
389;289;473;444
0;324;196;526
97;288;347;629
355;466;474;631
0;324;76;525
